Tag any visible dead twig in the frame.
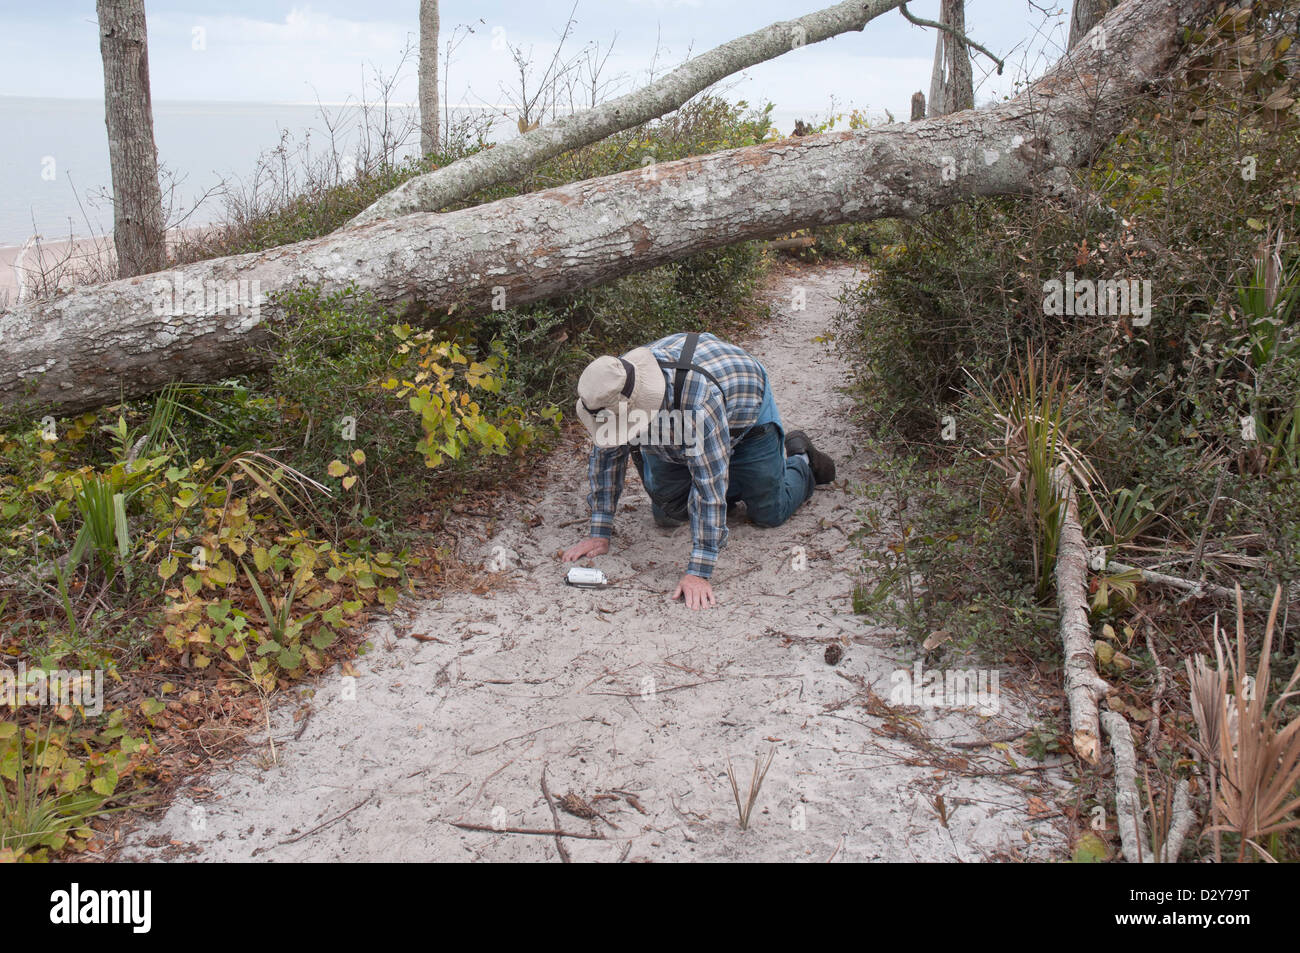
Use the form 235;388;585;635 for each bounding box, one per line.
540;764;572;863
949;730;1028;750
958;764;1057;778
1145;627;1167;762
589;678;724;698
1191;467;1227;580
292;707;313;741
277;793;374;845
447;821;605;840
898;2;1005;74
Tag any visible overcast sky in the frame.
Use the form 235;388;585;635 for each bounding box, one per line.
2;2;1074;120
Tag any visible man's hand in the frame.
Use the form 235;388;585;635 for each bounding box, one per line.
561;536;609;562
673;573;716;610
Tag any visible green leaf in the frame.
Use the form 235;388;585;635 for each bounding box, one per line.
1071;832;1109;863
112;492;130;559
90;769;119;797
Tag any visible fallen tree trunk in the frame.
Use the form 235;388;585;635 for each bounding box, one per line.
1063;462;1199;860
1053;465;1112;765
350;0;909;225
0;0;1218;419
1101;709;1196;862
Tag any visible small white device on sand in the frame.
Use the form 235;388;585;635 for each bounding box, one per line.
566;566;609;588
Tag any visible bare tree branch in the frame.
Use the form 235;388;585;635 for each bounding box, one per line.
348;0;908;224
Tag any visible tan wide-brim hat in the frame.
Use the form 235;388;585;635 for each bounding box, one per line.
575;347;667;448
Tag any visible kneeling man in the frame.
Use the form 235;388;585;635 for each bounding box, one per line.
561;331;835;609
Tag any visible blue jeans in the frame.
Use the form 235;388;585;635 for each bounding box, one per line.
633;423;815;528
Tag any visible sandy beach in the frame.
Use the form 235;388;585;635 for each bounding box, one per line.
0;228;213;307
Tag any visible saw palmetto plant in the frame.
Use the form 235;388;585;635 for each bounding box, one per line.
1194;586;1300;861
1239;231;1300;474
0;721;108;859
971;349;1100;599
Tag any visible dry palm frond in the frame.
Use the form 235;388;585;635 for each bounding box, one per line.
1186;641;1229;763
1203;585;1300;861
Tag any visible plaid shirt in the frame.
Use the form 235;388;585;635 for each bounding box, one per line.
587;333;769;579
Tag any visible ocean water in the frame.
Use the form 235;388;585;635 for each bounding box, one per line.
0;96;498;246
0;96;854;247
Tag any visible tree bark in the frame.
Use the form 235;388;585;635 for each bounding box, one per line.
1101;710;1149;859
0;0;1218;419
350;0;909;225
96;0;166;278
910;90;927;120
419;0;440;156
1069;0;1115;51
928;0;974;116
1053;465;1111;765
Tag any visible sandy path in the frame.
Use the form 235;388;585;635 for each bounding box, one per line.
120;263;1071;862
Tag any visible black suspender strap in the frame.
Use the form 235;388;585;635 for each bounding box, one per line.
671;332;699;412
658;331;726;412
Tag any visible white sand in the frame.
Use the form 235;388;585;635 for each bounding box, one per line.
119;263;1072;862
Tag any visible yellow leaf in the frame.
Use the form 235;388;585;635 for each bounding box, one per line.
351;449;366;465
327;460;349;478
342;475;357;490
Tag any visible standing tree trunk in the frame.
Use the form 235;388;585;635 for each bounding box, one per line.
910;90;927;120
1069;0;1114;50
928;0;975;117
419;0;440;156
96;0;165;278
